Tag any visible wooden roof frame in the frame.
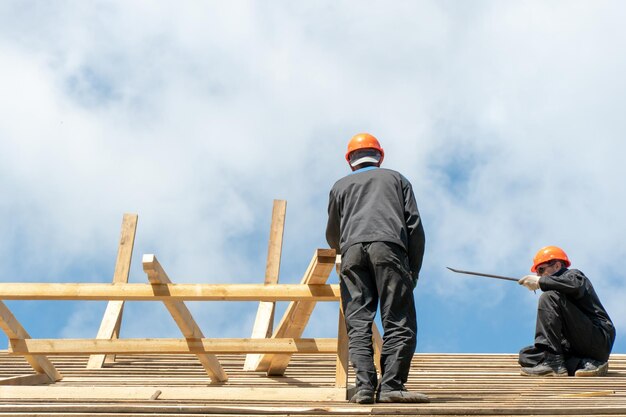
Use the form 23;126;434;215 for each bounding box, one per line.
0;203;385;400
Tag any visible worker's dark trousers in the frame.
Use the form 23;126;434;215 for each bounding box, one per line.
339;242;417;393
519;291;615;375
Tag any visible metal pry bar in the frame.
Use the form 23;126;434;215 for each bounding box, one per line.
446;267;519;282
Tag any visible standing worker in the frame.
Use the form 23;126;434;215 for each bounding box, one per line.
518;246;615;376
326;133;428;404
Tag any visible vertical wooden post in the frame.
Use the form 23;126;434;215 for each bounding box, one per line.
243;200;286;371
372;321;383;374
335;302;349;390
0;301;62;382
87;213;138;369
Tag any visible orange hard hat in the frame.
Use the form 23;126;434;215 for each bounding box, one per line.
531;246;571;273
345;133;385;164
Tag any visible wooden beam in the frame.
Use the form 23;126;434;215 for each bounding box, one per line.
256;249;336;375
264;200;287;286
0;373;51;386
88;213;138;369
142;254;227;383
0;386;348;402
335;303;348;389
0;301;62;382
0;283;340;301
244;200;286;371
9;337;338;355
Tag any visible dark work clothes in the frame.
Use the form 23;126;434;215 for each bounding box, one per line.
326;167;425;281
519;268;615;375
340;242;417;392
326;166;425;393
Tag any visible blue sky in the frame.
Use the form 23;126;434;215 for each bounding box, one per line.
0;1;624;356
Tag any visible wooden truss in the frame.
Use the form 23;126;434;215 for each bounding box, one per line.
0;201;383;399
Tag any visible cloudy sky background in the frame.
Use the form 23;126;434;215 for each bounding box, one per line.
0;1;624;356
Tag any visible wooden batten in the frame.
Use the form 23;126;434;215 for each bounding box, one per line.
0;385;348;402
88;213;138;369
0;283;340;301
9;337;338;355
1;352;625;413
0;373;51;386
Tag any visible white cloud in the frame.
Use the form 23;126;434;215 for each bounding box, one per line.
0;1;624;353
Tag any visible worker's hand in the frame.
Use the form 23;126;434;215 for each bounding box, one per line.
518;275;540;291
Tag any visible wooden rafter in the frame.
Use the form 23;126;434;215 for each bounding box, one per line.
0;301;62;383
9;337;338;355
244;199;286;371
142;254;228;383
255;249;336;376
87;213;138;369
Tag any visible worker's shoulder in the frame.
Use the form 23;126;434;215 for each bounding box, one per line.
560;268;591;282
331;168;407;190
342;167;406;180
563;268;587;277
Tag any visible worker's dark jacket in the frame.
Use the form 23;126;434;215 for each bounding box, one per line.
539;268;614;337
325;167;425;279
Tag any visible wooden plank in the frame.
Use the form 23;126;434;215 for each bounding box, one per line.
0;385;348;402
0;301;62;382
244;200;286;371
0;283;340;301
335;303;348;390
142;254;228;383
257;249;336;375
9;338;338;355
0;373;51;386
0;352;625;414
88;213;138;369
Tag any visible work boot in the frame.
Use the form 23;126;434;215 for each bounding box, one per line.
349;390;375;404
377;390;430;403
520;354;567;377
575;359;609;377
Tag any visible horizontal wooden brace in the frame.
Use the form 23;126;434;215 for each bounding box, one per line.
0;385;348;402
0;283;340;301
9;337;338;355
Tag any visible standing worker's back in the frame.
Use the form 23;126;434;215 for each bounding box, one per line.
326;133;427;404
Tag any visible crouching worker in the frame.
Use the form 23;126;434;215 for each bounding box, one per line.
518;246;615;377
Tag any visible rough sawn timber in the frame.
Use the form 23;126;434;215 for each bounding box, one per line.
0;351;624;416
87;213;138;369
